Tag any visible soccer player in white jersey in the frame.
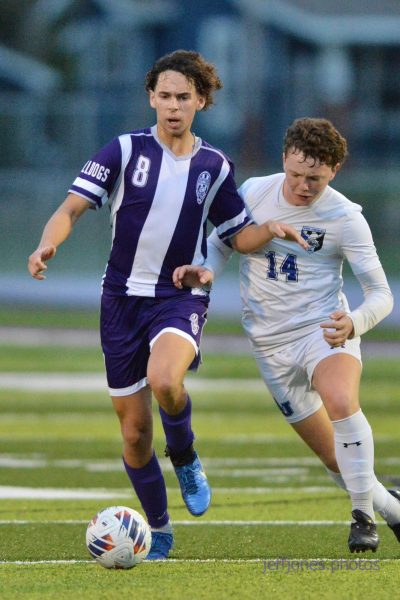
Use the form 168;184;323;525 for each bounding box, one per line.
28;51;307;560
173;117;400;553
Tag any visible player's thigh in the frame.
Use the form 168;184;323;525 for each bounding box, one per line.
147;332;196;388
147;294;208;388
298;328;362;420
312;354;362;420
254;349;322;423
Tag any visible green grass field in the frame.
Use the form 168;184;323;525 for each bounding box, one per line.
0;326;399;599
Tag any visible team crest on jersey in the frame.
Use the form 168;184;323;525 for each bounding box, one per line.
196;171;211;204
190;313;199;335
301;226;326;253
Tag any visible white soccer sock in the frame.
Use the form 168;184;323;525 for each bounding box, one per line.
332;409;375;520
326;466;400;525
325;466;347;491
371;478;400;526
150;521;173;534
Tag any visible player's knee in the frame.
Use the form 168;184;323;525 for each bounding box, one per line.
148;372;181;404
117;411;153;450
323;390;358;421
120;419;152;453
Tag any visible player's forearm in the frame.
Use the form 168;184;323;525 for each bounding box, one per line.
349;268;394;337
231;223;272;253
231;221;308;253
37;196;89;250
37;210;75;249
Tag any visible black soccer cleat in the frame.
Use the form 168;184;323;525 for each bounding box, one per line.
348;509;379;553
387;489;400;542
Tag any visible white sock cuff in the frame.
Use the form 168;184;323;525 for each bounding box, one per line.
150;521;173;534
332;409;372;443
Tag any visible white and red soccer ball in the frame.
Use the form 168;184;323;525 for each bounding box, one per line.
86;506;151;569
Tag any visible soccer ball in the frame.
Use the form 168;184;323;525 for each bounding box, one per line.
86;506;152;569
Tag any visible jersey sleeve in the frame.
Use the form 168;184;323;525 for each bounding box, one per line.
349;268;394;336
342;212;393;335
203;228;234;277
341;212;383;275
68;137;122;209
207;161;252;244
238;178;258;207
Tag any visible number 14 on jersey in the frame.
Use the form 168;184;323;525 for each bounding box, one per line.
265;251;298;282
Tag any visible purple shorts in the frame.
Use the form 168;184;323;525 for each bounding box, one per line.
100;291;209;396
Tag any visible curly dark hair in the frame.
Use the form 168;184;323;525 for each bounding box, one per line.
144;50;222;110
283;118;348;168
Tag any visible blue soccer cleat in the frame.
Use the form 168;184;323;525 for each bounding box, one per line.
173;452;211;516
146;531;174;560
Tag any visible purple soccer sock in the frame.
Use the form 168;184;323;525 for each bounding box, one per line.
159;395;194;454
123;451;169;529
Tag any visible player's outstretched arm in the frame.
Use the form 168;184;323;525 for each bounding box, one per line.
232;221;309;254
173;265;214;290
28;194;90;280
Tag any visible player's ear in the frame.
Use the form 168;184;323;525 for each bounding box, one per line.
149;91;156;109
330;163;341;180
197;96;206;111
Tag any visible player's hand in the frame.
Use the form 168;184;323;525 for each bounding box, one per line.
320;311;355;348
267;221;309;250
173;265;214;289
28;245;57;280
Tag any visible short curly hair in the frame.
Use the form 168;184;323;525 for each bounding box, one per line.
144;49;222;110
283;118;348;168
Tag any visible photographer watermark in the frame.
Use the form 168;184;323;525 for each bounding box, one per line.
263;558;380;574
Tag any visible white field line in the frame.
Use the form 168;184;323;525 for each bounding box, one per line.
0;558;392;565
0;456;309;478
0;373;265;392
0;456;318;470
0;455;325;468
0;519;386;526
0;458;308;471
0;455;399;472
0;485;339;499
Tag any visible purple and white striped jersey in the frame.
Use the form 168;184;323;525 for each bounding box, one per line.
69;125;251;298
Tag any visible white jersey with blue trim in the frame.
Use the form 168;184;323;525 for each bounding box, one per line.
69;125;251;298
206;173;389;355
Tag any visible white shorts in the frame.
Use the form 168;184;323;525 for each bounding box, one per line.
254;328;362;424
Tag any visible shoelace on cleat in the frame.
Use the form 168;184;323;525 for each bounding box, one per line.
179;464;200;495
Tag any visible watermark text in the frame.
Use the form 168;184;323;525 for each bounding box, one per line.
262;558;380;574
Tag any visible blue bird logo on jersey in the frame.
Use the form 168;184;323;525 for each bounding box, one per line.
196;171;211;204
301;226;326;253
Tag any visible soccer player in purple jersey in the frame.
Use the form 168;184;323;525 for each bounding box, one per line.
28;50;307;559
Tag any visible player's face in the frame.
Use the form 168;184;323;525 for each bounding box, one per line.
149;70;205;139
282;150;339;206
